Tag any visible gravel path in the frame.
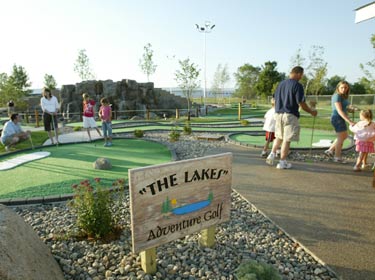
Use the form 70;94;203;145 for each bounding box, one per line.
13;132;343;280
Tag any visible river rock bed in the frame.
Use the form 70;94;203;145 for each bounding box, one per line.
13;132;341;280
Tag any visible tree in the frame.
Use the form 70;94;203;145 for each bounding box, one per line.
44;74;57;90
211;63;230;98
305;45;328;95
139;43;157;82
174;58;200;120
0;65;30;110
233;64;260;99
254;61;283;97
360;34;375;93
8;64;32;94
289;47;306;69
74;49;95;81
351;81;367;95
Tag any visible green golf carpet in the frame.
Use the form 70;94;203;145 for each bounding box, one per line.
0;139;171;199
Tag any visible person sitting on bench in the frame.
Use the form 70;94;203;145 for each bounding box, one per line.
1;113;31;152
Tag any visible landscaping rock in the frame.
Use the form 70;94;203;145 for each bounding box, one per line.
0;204;64;280
93;157;112;170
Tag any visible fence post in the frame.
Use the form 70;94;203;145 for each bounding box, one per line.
25;112;29;124
147;109;150;120
35;110;39;127
175;108;179;119
238;103;242;120
196;107;199;117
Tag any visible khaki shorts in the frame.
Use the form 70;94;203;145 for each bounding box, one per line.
274;113;300;142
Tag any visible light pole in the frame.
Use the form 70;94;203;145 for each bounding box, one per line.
196;21;215;113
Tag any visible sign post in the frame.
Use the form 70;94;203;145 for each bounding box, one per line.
128;153;232;273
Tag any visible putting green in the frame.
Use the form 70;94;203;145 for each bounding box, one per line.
230;129;354;149
0;139;171;199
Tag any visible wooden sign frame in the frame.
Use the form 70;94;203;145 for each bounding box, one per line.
129;153;232;254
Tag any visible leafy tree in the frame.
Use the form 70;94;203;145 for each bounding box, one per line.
351;81;367;95
139;43;157;82
44;74;57;90
356;77;375;95
8;64;32;94
174;58;200;121
233;63;260;99
74;49;95;81
360;34;375;93
211;63;230;98
0;65;30;110
305;45;328;95
254;61;283;97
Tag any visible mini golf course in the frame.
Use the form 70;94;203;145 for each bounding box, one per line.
0;138;171;200
1;117;355;201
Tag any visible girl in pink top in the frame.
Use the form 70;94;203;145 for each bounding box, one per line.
82;93;102;142
349;109;375;171
99;98;113;147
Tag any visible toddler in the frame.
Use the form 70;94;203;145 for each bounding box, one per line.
261;98;280;157
349;109;375;171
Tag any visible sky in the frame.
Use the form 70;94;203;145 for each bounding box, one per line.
0;0;374;90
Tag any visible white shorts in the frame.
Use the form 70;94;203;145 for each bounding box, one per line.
83;116;98;128
274;113;300;142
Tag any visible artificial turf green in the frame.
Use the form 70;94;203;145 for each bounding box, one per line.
229;129;353;149
0;139;171;199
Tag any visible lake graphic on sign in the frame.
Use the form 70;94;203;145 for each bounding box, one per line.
161;191;213;215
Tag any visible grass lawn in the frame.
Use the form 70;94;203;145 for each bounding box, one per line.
0;139;171;199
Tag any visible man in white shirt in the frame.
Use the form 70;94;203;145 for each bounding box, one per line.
1;113;31;151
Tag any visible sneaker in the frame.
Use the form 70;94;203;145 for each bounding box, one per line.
261;151;268;157
104;142;108;147
333;157;347;164
361;163;372;170
266;153;275;165
107;142;113;147
276;160;292;169
324;150;334;158
353;165;361;171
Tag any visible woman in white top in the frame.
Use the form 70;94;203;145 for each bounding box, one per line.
40;87;59;144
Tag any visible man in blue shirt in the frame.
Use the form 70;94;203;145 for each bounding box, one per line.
266;66;317;169
1;113;31;152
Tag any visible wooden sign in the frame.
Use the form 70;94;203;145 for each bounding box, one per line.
129;153;232;253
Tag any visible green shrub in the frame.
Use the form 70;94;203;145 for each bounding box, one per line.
134;129;144;138
240;119;249;126
235;260;282;280
73;126;82;131
169;126;180;142
183;122;192;135
69;178;126;239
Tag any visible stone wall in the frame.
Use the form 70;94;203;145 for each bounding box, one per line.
59;79;187;120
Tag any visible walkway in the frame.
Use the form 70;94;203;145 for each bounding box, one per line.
205;144;375;280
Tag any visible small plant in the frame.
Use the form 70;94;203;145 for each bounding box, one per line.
183;122;192;135
240;119;249;126
169;126;180;142
235;260;282;280
73;126;82;131
69;178;126;239
134;129;144;138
